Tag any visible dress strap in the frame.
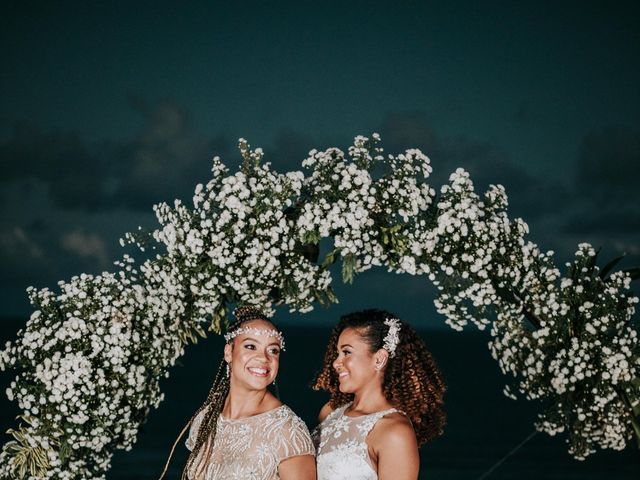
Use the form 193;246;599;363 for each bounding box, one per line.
324;402;350;423
357;408;400;437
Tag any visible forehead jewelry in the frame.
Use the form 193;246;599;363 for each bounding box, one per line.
382;317;401;358
224;327;286;351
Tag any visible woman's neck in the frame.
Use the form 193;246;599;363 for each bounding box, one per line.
223;385;278;419
349;382;393;415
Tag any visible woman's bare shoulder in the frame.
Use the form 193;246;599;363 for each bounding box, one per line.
371;412;416;449
370;413;419;479
318;401;334;422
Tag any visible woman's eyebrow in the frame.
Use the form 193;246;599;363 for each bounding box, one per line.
338;343;353;349
241;337;280;347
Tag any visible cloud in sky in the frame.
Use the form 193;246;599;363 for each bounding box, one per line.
112;97;232;209
0;124;106;210
379;111;569;220
0;98;229;212
379;111;640;263
60;229;109;268
0;227;43;260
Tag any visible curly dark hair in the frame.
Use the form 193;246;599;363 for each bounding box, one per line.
313;309;446;446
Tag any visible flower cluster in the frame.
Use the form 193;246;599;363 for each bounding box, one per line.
405;167;640;459
493;245;640;459
149;139;333;322
1;134;638;478
0;265;182;479
298;134;435;280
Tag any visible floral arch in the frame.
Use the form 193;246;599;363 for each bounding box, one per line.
0;135;638;479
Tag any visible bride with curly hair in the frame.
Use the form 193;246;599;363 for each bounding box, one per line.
313;309;446;480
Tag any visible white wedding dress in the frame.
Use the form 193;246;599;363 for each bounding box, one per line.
313;402;400;480
185;404;314;480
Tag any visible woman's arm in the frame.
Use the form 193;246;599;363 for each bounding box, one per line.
318;401;333;423
279;454;317;480
370;415;419;480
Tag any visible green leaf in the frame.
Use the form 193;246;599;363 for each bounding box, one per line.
209;304;227;334
630;411;640;450
599;254;625;280
342;253;356;284
4;425;50;478
321;248;341;269
57;440;69;464
622;267;640;281
631;378;640;417
380;224;403;247
302;230;320;245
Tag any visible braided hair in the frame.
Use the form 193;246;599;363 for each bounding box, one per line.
313;309;446;446
158;306;276;480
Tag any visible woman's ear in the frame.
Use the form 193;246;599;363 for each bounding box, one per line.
224;342;233;363
374;349;389;370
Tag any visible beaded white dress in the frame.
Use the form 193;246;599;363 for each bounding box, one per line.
313;402;400;480
185;404;314;480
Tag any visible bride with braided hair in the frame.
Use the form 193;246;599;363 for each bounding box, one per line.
160;306;316;480
312;309;446;480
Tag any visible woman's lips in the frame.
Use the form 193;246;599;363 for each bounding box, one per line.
248;367;269;377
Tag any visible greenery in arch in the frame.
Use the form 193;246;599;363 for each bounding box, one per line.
0;135;638;479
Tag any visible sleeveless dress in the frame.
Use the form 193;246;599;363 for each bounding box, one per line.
185;404;314;480
313;402;400;480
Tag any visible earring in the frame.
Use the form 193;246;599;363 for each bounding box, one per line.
272;378;277;386
226;363;230;378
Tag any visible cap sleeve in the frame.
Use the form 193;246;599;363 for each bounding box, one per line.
276;407;315;462
185;407;208;451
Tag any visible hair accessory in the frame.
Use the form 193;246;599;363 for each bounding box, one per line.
224;305;286;350
224;327;285;351
382;317;401;358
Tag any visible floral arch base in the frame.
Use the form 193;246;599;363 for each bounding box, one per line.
0;135;639;479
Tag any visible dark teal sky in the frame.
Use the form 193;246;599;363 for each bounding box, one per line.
4;2;639;160
1;0;639;325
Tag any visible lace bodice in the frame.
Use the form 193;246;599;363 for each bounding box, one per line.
185;404;314;480
313;403;399;480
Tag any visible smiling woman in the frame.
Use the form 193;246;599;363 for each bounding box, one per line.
312;309;446;480
160;306;316;480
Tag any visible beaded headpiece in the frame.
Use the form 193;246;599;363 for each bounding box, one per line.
223;306;285;350
382;317;401;358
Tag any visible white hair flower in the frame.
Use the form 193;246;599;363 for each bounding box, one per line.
382;317;401;357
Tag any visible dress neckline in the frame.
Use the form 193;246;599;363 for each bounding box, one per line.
220;404;286;423
341;402;397;419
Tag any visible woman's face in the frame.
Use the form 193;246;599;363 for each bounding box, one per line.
224;319;281;391
332;327;380;394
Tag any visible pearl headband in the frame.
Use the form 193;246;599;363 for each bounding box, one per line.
224;327;286;351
